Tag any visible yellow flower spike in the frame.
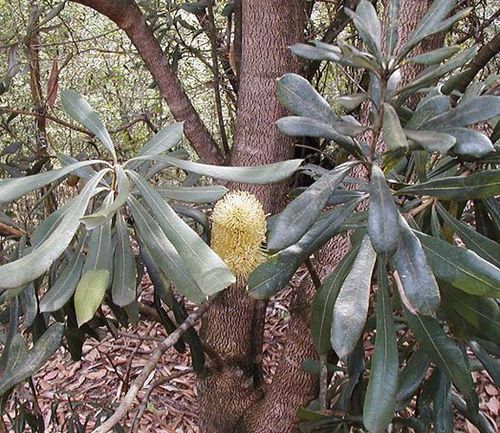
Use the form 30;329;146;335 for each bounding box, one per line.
211;190;266;280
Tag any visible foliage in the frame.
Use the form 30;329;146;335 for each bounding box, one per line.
0;0;498;431
0;87;302;422
248;1;500;431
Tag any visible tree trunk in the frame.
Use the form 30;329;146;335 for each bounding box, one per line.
197;1;305;432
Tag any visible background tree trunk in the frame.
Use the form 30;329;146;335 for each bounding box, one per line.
197;1;305;432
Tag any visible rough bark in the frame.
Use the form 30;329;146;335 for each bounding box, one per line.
198;1;305;432
70;0;224;164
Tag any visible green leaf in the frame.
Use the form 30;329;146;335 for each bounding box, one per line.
39;239;86;313
276;117;366;159
156;185;228;203
268;161;357;251
368;165;400;256
127;196;205;303
249;200;361;299
435;203;500;267
385;0;400;55
74;211;113;326
444;286;500;343
331;234;376;358
345;0;382;61
74;270;110;327
433;370;453;433
396;349;430;403
137;122;183;157
81;164;130;229
392;218;440;316
363;262;398;433
336;93;368;112
128;122;184;170
398;47;478;96
276;73;338;124
468;340;500;385
404;129;456;154
125;155;302;185
383;103;408;150
416;231;500;298
112;212;137;307
0;170;109;290
398;0;455;58
406;95;450;129
61;90;116;162
128;171;235;297
397;170;500;200
0;160;104;204
311;245;360;354
277;116;367;138
338;40;381;72
407;46;460;65
289;43;349;65
404;309;474;398
443;128;494;159
0;323;63;395
424;96;500;129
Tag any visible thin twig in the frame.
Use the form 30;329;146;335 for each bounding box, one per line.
91;299;213;433
207;1;230;155
130;368;194;433
305;258;322;290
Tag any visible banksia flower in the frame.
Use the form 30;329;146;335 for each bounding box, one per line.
211;190;266;280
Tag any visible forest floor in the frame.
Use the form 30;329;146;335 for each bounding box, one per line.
4;275;499;433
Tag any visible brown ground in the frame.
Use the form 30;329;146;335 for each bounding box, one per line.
3;276;498;432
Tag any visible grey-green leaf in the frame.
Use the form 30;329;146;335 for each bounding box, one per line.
276;117;366;158
311;247;360;355
74;270;110;327
0;170;108;290
336;93;369;113
112;212;137;307
125;155;303;185
397;170;500;200
61;89;116;161
392;218;440;316
331;234;376;358
407;46;460;65
39;240;86;312
128;171;235;296
416;231;500;298
156;185;228;203
444;127;494;159
128;196;206;303
404;129;456;154
0;324;63;395
81;164;130;229
368;165;400;256
249;200;361;300
424;96;500;129
436;203;500;267
268;161;357;251
0;160;104;204
404;309;474;398
383;103;408;150
433;370;453;433
363;263;398;433
276;73;338;124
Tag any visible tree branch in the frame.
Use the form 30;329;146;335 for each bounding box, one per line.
455;32;500;94
91;299;213;433
70;0;224;165
305;0;360;81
